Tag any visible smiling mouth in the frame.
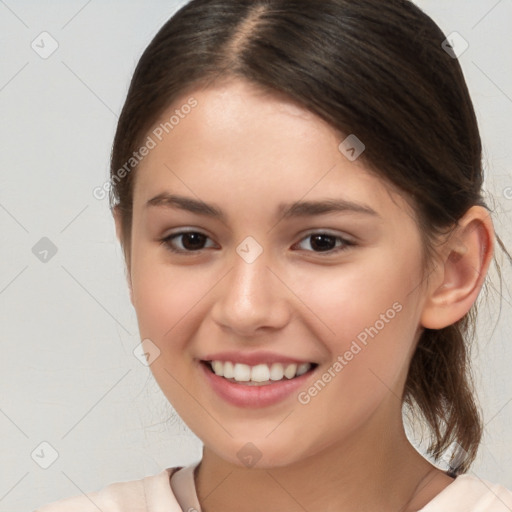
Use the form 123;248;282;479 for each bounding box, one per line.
200;360;319;386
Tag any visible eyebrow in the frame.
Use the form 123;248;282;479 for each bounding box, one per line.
145;193;380;220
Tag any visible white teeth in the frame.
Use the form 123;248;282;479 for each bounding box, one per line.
223;361;234;379
233;363;251;381
283;363;297;379
251;364;270;382
296;363;310;376
212;361;224;377
208;360;314;384
269;363;284;381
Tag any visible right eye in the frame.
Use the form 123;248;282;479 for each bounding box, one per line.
159;231;217;254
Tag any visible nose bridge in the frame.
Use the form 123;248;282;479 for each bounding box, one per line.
229;241;276;309
211;239;289;333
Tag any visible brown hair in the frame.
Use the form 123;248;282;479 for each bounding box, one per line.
110;0;511;473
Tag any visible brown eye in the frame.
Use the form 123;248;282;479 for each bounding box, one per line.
294;232;355;255
160;231;215;253
309;234;337;252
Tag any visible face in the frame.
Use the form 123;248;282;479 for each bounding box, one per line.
121;78;431;468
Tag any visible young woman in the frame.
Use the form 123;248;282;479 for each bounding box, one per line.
36;0;512;510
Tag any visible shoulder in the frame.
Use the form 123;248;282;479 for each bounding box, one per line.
421;474;512;512
33;467;181;512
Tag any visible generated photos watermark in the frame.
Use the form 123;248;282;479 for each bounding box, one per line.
297;301;403;405
93;97;198;200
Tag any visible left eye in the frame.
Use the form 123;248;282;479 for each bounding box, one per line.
293;233;354;254
159;231;354;255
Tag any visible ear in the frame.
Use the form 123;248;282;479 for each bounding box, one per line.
420;206;495;329
112;206;134;306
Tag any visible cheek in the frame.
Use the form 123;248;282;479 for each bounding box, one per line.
129;257;207;408
294;274;415;442
130;250;199;346
297;255;420;388
297;258;415;340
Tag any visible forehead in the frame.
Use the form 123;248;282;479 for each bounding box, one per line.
132;79;413;222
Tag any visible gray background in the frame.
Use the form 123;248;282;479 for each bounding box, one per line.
0;1;511;511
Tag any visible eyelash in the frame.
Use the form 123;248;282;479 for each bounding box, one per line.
158;230;356;256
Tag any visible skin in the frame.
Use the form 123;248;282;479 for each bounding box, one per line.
114;78;495;512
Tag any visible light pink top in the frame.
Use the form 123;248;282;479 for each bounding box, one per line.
34;460;512;511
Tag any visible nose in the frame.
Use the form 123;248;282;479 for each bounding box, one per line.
210;248;291;337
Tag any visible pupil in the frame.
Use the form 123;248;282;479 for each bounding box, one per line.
183;233;206;250
311;234;335;252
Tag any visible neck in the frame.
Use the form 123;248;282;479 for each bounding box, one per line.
194;402;454;512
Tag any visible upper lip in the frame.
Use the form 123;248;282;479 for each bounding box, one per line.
200;351;318;366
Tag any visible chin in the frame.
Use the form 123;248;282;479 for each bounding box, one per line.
206;436;314;471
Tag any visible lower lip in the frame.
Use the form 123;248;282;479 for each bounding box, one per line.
198;361;317;408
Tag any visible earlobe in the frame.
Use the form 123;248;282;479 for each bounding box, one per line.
420;206;495;330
